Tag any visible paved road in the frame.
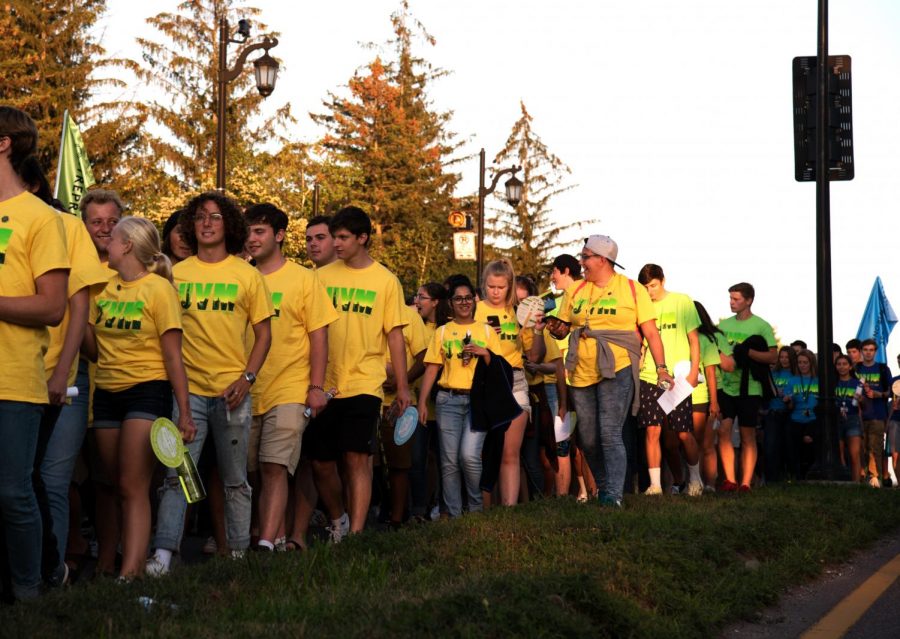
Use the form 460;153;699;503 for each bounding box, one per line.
722;529;900;638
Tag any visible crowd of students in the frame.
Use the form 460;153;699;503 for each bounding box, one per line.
1;106;897;602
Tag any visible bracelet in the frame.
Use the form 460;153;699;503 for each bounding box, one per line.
308;384;325;393
656;364;668;371
532;328;544;335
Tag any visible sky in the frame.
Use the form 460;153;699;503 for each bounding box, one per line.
94;0;900;365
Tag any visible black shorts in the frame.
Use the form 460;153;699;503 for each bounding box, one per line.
304;394;381;461
92;380;173;429
718;391;763;428
638;380;693;432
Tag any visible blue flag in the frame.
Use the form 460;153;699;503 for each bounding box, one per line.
856;277;897;364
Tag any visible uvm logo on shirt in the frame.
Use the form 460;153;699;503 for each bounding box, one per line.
178;282;238;312
500;321;518;342
96;300;145;330
271;292;283;318
327;287;376;316
0;228;11;266
658;312;678;331
573;296;618;317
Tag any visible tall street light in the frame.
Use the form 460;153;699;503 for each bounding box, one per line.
476;148;522;279
216;16;279;191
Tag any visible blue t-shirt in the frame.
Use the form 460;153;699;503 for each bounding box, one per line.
834;378;860;415
856;363;891;421
770;369;793;410
787;374;818;424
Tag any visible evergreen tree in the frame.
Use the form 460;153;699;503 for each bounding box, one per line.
0;0;139;184
312;2;461;290
125;0;306;227
489;101;584;282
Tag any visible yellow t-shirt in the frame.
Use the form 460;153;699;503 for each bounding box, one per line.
86;262;117;425
174;255;273;396
533;335;563;385
557;273;655;387
424;321;501;391
0;192;69;404
474;301;523;368
92;273;182;392
45;213;109;386
418;320;437;416
250;261;338;415
384;305;428;407
319;259;407;400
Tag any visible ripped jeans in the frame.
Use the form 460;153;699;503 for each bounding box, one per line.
154;394;252;552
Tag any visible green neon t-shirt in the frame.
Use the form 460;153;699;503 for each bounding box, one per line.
718;314;776;397
639;291;700;384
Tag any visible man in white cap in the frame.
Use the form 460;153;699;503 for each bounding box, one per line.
549;235;672;507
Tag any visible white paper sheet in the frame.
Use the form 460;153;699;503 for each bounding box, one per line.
656;375;694;414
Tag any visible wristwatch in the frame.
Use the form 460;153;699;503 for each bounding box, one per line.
243;371;257;385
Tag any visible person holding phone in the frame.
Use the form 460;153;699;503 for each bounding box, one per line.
418;279;501;516
474;260;545;506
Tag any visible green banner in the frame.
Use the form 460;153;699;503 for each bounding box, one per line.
53;111;95;216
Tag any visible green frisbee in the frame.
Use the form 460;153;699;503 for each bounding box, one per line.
150;417;184;468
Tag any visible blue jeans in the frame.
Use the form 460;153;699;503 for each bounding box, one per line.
155;394;252;552
39;359;90;566
0;401;44;600
570;369;634;502
435;391;485;517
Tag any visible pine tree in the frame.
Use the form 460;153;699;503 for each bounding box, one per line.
489;101;584;282
0;0;139;183
312;2;461;291
124;0;306;226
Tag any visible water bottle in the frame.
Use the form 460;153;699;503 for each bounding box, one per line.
175;449;206;504
461;331;473;365
853;383;863;407
304;388;337;419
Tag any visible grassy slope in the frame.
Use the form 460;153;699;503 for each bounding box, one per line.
5;484;900;638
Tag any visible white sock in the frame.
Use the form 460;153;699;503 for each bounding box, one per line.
257;539;275;551
649;467;661;488
688;463;701;484
154;548;172;568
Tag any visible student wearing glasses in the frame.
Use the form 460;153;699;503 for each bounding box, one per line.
149;192;273;575
417;279;502;516
546;236;671;508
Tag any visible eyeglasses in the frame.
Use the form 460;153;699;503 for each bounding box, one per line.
578;253;601;262
196;213;224;224
451;295;474;304
415;294;433;301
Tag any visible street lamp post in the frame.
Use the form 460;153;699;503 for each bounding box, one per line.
216;16;279;191
476;147;523;279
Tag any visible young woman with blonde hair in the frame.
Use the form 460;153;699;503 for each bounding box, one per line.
84;216;195;579
476;260;546;505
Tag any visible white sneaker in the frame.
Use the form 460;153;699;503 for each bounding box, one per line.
868;476;882;488
703;484;716;494
686;481;703;497
327;512;350;544
230;549;246;560
145;554;170;577
643;485;663;496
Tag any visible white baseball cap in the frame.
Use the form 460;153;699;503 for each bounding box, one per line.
583;235;623;269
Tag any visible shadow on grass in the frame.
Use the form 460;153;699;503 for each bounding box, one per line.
3;484;898;638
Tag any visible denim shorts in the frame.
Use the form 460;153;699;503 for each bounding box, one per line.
839;414;862;439
92;380;173;428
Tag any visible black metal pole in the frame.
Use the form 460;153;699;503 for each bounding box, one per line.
815;0;837;478
476;148;486;284
216;16;228;191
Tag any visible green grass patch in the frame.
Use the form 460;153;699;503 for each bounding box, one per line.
4;484;899;638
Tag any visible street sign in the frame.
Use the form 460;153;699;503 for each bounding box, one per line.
453;231;476;261
792;55;854;181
